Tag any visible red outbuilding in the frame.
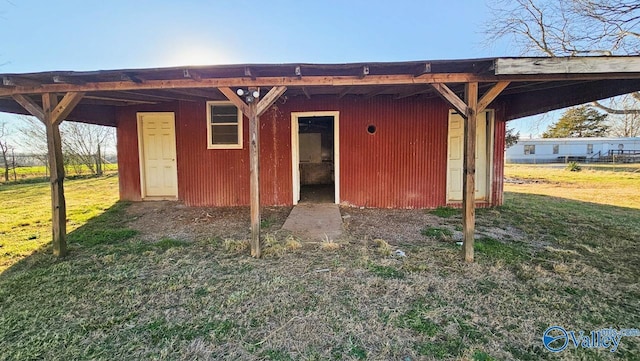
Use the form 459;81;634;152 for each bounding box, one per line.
2;56;640;259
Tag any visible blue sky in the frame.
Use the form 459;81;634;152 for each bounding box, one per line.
0;0;545;141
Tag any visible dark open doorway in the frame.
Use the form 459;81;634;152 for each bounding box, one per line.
297;116;335;203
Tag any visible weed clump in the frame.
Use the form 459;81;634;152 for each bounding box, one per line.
373;238;392;256
223;238;249;253
565;161;582;172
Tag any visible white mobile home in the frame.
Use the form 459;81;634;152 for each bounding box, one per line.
506;137;640;163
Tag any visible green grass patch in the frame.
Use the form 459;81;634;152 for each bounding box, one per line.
368;263;405;279
473;237;528;264
155;237;190;251
396;301;441;336
420;226;453;239
430;206;459;218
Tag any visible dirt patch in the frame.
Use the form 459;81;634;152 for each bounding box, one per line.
126;201;292;242
126;202;527;247
504;177;555;184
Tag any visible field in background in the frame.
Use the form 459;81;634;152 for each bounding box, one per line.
505;163;640;209
0;164;118;184
0;175;119;271
0;166;638;360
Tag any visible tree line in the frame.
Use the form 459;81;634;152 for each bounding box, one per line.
0;116;115;183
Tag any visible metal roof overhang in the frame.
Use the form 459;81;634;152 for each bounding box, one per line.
1;56;640;126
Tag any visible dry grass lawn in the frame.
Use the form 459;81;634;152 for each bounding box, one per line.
0;167;638;360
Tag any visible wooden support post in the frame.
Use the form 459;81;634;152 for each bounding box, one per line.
43;93;67;257
218;86;287;258
13;92;84;257
462;82;478;262
248;92;261;258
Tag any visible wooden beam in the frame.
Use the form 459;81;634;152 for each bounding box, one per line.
495;57;640;75
248;97;260;258
462;82;478;263
302;87;311;99
50;92;85;125
83;95;158;105
364;87;389;99
431;83;468;115
12;94;45;120
216;87;251;115
337;87;353;99
256;86;287;117
42;93;67;257
4;72;640;97
394;87;431;99
477;81;510;112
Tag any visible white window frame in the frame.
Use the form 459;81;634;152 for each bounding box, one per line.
206;101;243;149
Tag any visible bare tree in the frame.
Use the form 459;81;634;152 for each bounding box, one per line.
0;122;10;182
17;115;115;175
605;96;640;136
485;0;640;124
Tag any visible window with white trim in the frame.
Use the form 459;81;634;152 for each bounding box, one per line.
207;101;243;149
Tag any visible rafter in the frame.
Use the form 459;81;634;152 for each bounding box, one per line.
256;86;287;116
12;94;45;120
477;81;510;112
50;92;85;125
218;87;250;115
431;83;468;115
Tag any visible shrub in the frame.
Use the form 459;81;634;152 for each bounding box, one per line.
565;161;582;172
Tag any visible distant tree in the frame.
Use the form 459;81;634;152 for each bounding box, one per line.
542;106;609;138
0;122;10;182
604;96;640;137
484;0;640;118
17;116;114;175
505;127;520;148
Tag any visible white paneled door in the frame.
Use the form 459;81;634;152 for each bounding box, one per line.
137;112;178;198
447;110;491;202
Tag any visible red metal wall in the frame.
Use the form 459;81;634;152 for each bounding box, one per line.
270;95;449;208
116;95;506;208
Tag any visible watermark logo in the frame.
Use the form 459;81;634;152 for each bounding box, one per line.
543;326;640;353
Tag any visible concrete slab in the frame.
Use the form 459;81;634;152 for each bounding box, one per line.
282;203;343;241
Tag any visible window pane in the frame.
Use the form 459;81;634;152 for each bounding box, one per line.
212;124;238;144
211;105;238;124
553;145;559;154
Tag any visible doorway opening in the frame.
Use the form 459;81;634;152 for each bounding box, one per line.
291;112;340;204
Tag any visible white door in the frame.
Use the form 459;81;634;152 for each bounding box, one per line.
137;112;178;198
447;110;491;202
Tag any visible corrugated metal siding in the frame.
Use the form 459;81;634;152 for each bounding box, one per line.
175;101;249;206
116;103;179;201
116;95;506;208
270;95;449;208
